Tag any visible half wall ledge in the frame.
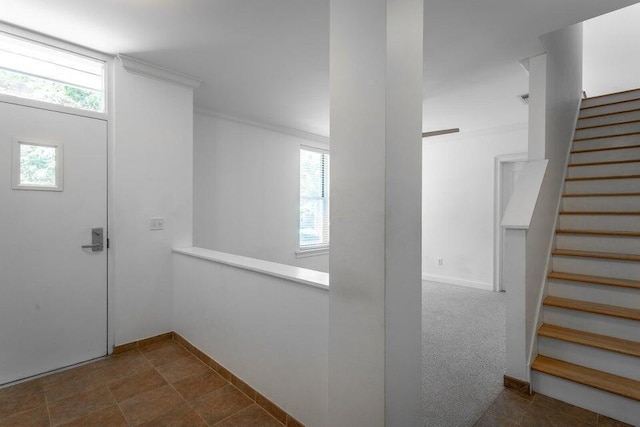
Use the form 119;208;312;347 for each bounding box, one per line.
172;247;329;291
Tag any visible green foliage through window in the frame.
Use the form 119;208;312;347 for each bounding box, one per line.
19;144;57;186
0;69;104;112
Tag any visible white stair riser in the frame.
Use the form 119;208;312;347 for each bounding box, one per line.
562;195;640;212
538;336;640;380
573;135;640;151
557;214;640;232
555;234;640;254
564;177;640;195
531;372;640;426
575;121;640;140
567;162;640;178
543;306;639;342
548;280;640;309
582;91;640;108
578;109;640;128
571;147;640;163
580;99;640;118
552;256;639;281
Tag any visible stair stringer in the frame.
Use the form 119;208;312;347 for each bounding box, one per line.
525;97;583;372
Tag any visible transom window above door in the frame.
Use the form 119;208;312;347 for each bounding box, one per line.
0;31;105;113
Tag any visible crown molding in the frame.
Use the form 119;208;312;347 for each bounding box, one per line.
194;106;330;145
118;54;202;89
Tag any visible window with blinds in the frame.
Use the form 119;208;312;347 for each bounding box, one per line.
299;146;329;250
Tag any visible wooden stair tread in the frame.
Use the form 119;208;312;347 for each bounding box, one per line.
531;355;640;401
578;107;640;121
538;324;640;357
576;118;640;131
581;97;640;111
559;210;640;215
565;174;640;182
548;271;640;290
569;159;640;167
544;296;640;321
571;144;640;153
574;131;640;142
583;88;640;102
563;192;640;198
552;248;640;262
556;229;640;238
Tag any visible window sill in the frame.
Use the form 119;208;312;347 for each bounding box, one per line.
295;246;329;258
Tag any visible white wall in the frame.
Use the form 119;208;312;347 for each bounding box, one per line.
422;125;528;289
193;113;329;272
528;54;547;161
173;253;328;427
584;3;640;97
112;62;194;346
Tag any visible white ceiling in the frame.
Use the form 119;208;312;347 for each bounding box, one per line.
0;0;638;137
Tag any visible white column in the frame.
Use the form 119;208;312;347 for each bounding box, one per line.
528;53;547;161
329;0;423;425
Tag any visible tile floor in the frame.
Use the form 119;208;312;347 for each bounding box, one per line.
0;339;285;426
474;388;633;427
0;338;634;426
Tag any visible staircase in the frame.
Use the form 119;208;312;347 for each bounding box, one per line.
530;88;640;426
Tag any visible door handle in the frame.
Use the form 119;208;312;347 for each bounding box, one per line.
81;243;102;250
82;227;104;252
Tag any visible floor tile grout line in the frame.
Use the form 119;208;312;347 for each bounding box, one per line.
0;388;49;425
44;387;53;427
209;403;285;427
168;339;243;426
169;337;287;426
137;339;225;426
106;348;160;426
45;402;53;427
209;402;253;426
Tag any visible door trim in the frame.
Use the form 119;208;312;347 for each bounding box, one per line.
493;153;527;292
106;58;116;355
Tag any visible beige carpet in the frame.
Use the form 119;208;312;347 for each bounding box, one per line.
422;281;506;427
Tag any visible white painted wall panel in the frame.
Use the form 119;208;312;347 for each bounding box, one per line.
173;253;328;427
422;125;528;288
112;63;193;346
193;114;329;272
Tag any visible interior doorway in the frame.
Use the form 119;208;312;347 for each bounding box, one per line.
494;153;527;292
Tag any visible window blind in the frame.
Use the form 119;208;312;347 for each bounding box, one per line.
299;146;329;249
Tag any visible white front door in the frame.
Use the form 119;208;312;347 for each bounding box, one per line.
0;101;108;385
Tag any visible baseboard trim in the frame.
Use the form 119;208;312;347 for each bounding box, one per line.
115;332;304;426
422;274;493;291
504;375;532;395
113;332;174;354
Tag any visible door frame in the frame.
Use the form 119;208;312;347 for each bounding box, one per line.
493;153;527;292
0;23;115;358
